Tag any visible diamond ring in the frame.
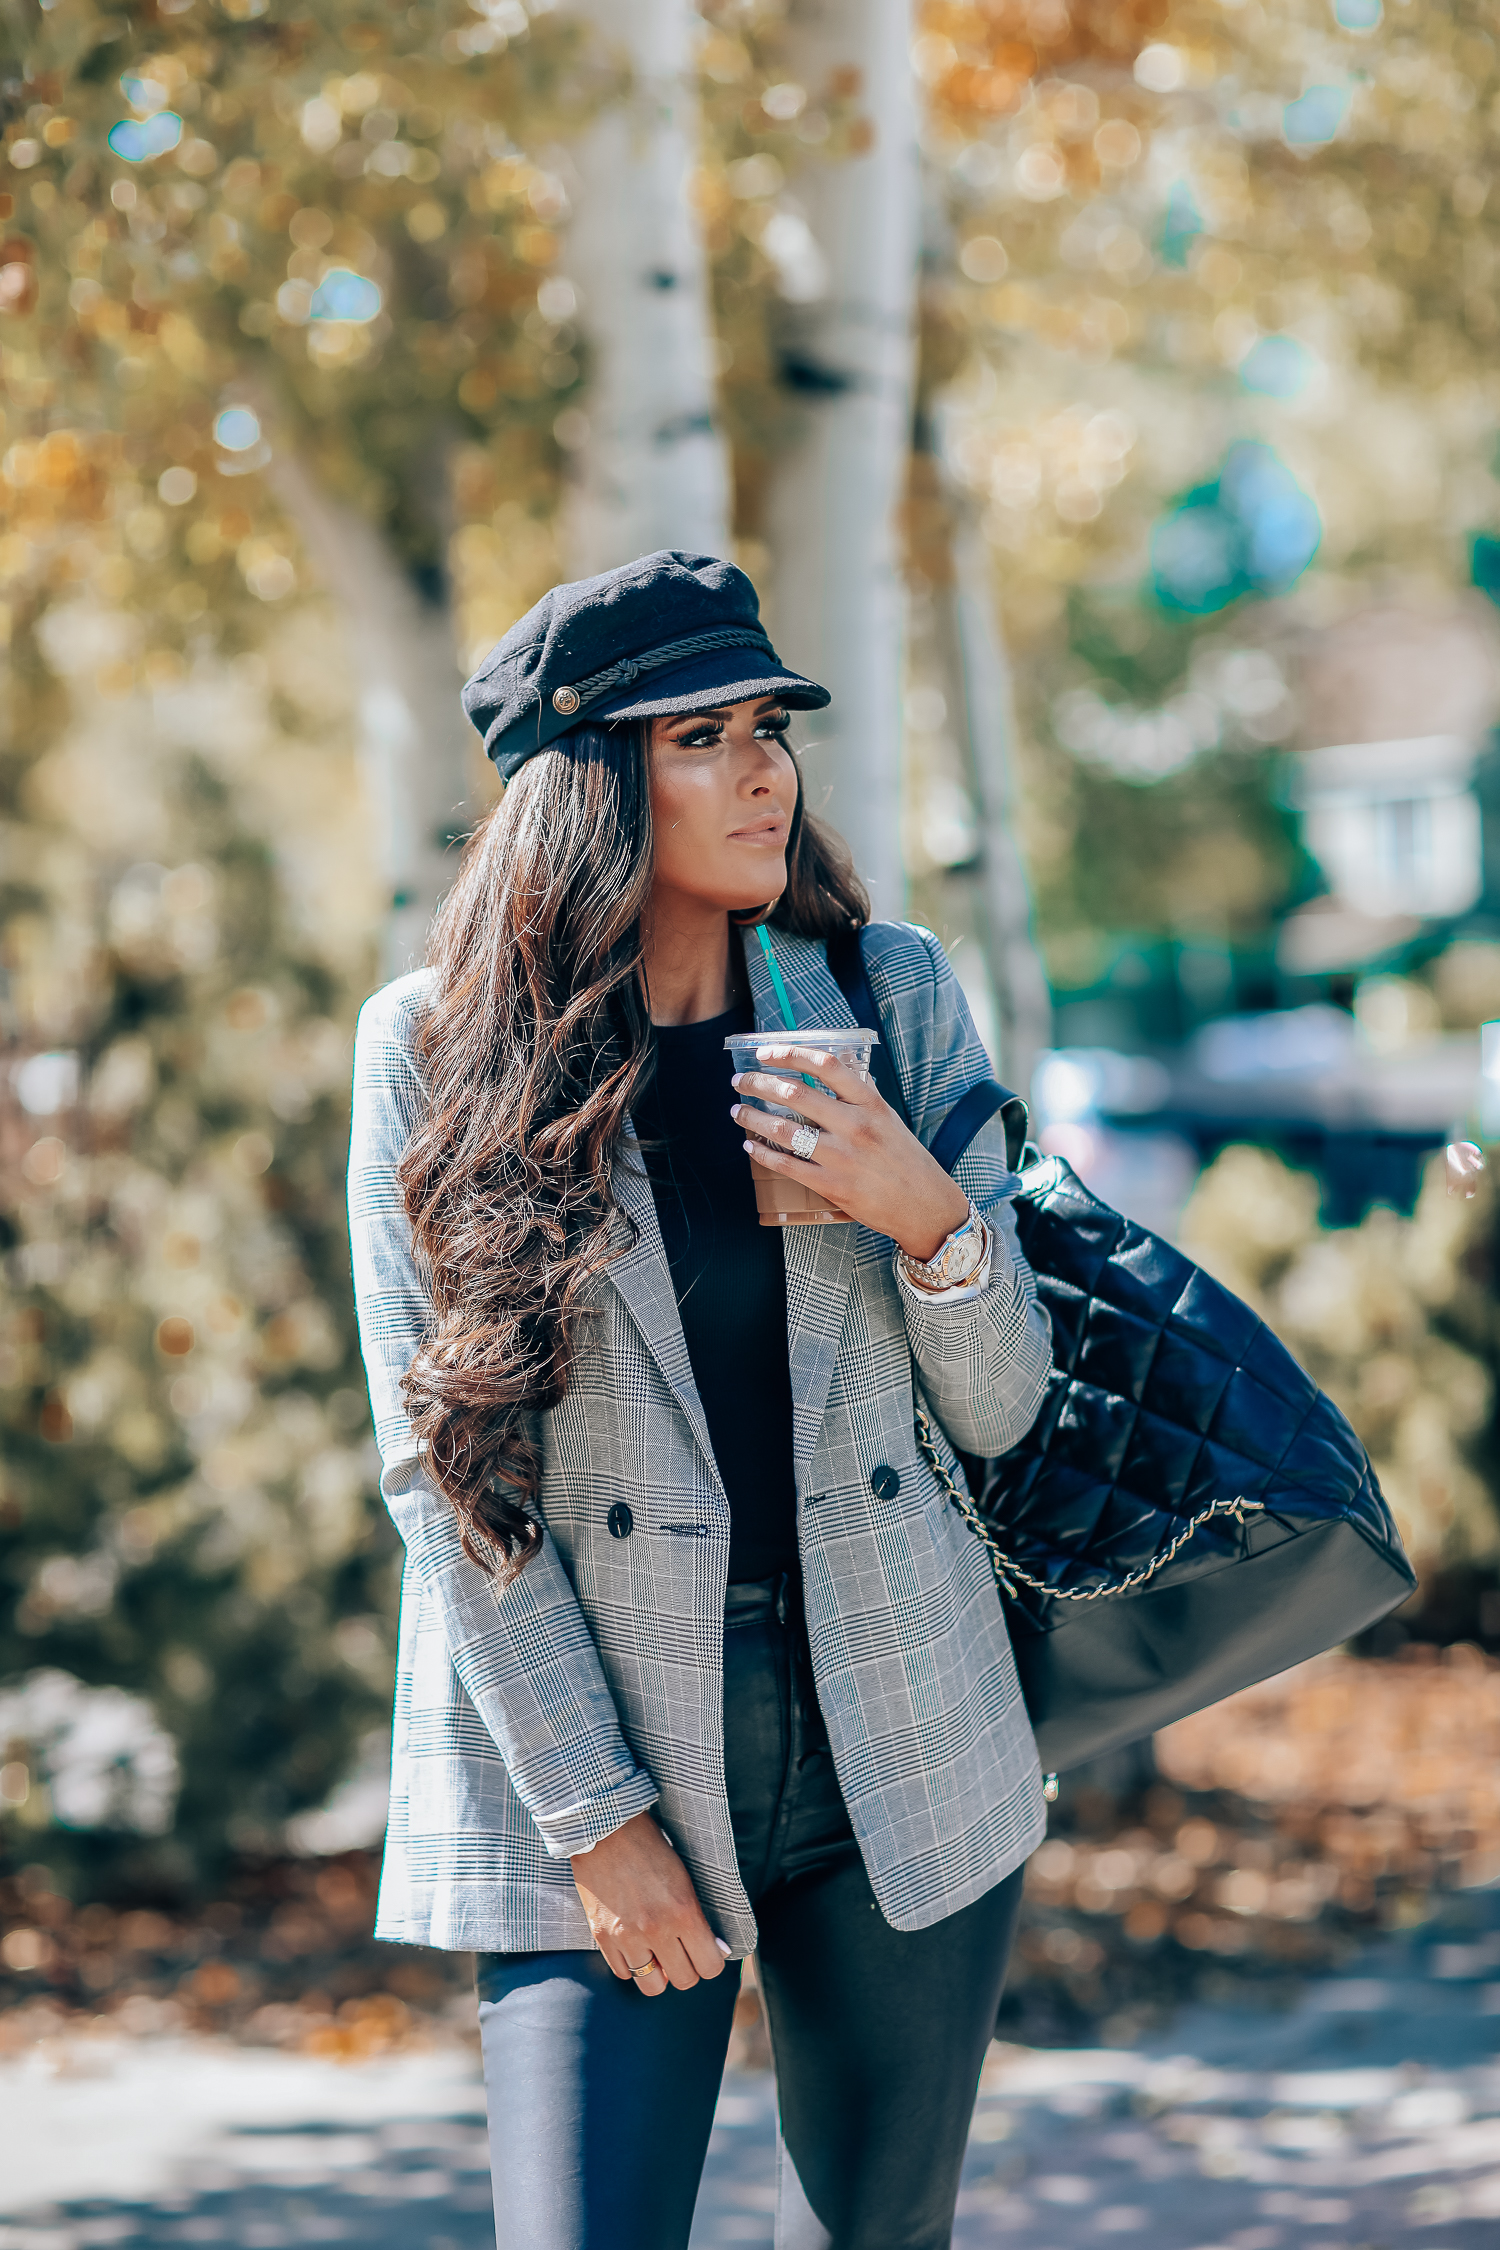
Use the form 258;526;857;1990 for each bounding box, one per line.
790;1122;820;1161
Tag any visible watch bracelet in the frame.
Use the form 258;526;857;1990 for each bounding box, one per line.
897;1203;988;1292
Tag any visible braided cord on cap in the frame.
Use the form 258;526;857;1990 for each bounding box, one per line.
549;625;776;717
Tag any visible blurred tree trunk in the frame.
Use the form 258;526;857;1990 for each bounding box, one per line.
901;148;1051;1094
759;0;921;916
902;444;1051;1097
274;454;477;980
562;0;731;573
947;516;1052;1099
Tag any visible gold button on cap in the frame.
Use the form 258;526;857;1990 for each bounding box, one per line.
551;685;581;714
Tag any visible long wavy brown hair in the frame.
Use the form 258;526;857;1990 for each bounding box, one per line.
397;719;869;1581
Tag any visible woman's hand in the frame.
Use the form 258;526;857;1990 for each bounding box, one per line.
571;1810;731;1996
731;1043;971;1262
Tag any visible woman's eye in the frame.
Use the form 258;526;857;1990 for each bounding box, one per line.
676;726;721;749
754;712;791;736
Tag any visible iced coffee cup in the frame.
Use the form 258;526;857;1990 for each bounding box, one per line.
724;1029;878;1226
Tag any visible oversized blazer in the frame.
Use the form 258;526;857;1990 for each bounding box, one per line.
348;920;1053;1958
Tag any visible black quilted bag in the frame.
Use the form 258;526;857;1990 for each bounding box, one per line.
828;933;1416;1777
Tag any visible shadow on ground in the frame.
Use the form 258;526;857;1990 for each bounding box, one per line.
4;1887;1500;2249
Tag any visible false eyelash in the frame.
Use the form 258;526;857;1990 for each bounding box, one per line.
672;713;791;748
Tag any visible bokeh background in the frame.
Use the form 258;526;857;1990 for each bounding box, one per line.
5;0;1500;2064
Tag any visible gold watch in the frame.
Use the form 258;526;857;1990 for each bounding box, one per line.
897;1202;989;1293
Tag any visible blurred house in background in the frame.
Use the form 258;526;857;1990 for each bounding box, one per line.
1279;734;1479;978
1034;604;1500;1232
1280;602;1500;984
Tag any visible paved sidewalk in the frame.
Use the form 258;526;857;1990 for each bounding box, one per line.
3;1893;1498;2249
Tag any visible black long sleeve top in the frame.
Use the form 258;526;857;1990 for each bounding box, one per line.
630;1002;798;1584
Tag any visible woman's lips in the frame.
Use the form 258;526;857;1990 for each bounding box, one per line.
729;818;788;842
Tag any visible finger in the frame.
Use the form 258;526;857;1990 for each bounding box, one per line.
683;1924;731;1982
732;1104;839;1160
650;1935;702;1992
758;1043;878;1099
744;1045;877;1103
744;1137;824;1178
632;1958;670;1997
731;1068;842;1114
610;1934;667;1989
740;1122;837;1175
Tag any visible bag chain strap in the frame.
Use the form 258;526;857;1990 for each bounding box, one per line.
912;1407;1265;1605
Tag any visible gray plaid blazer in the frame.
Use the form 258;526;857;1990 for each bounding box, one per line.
349;921;1052;1956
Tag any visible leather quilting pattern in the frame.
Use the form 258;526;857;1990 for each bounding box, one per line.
827;922;1414;1772
982;1156;1410;1629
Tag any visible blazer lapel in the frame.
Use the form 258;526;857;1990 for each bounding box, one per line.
744;928;872;1487
605;1127;722;1487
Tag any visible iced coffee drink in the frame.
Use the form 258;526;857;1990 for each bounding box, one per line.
724;1029;878;1226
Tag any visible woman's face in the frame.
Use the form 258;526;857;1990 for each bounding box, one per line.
647;697;797;915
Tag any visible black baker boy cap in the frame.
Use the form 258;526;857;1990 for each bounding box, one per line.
461;549;831;781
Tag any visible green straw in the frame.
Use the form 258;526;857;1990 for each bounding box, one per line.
755;923;799;1033
754;925;821;1088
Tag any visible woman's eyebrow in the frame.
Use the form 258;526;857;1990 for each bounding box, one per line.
665;700;787;734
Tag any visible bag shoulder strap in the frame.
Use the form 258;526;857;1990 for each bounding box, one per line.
824;925;909;1124
824;926;1029;1175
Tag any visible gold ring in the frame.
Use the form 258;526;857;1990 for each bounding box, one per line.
627;1957;658;1977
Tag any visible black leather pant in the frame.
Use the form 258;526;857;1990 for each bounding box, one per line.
476;1574;1025;2250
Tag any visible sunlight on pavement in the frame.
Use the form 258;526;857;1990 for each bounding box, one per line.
3;1883;1499;2250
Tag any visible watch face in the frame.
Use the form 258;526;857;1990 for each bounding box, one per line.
939;1229;985;1286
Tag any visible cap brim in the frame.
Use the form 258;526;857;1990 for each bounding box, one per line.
591;648;830;723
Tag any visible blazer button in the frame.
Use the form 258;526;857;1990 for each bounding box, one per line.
870;1465;900;1501
607;1502;634;1539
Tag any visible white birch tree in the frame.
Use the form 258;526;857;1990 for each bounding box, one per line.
902;162;1051;1095
274;455;479;981
759;0;922;916
901;494;1050;1097
946;517;1053;1099
561;0;733;574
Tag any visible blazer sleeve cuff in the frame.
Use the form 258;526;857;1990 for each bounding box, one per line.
899;1204;1053;1457
901;1246;1037;1356
533;1767;661;1860
897;1195;1022;1327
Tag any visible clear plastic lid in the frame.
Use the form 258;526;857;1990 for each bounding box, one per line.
722;1028;879;1053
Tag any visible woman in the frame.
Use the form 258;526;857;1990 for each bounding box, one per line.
348;551;1054;2250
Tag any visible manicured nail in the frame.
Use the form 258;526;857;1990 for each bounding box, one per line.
731;1073;743;1089
730;1104;742;1120
715;1938;733;1956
